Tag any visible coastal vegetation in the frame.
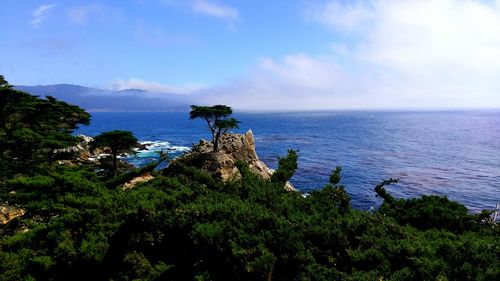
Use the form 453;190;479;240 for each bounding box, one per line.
0;77;90;178
0;80;499;280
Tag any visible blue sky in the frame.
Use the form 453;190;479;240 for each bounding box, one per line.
2;0;500;109
1;1;329;87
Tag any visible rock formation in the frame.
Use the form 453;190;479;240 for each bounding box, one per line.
122;174;155;191
53;135;113;165
165;130;295;191
0;204;25;225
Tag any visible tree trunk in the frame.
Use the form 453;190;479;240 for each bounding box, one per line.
213;130;221;152
205;118;216;141
112;151;118;178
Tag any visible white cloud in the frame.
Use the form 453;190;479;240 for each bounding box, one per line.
198;0;500;110
305;0;374;32
30;4;56;27
307;0;500;72
192;0;239;21
108;78;201;95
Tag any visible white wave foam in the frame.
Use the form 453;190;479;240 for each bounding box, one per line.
170;145;190;152
134;140;190;157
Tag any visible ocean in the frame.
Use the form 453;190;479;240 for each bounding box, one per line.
75;110;500;212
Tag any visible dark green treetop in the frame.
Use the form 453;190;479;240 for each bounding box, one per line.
0;78;90;177
327;166;350;213
0;75;11;88
271;149;298;185
189;105;240;152
90;130;138;178
329;166;342;185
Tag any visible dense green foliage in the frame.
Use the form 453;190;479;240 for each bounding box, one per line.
0;80;90;177
189;105;240;152
1;81;499;280
375;179;490;233
104;160;163;189
271;149;299;185
90;130;139;177
1;164;499;281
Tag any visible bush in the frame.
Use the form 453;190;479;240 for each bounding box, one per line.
0;162;499;280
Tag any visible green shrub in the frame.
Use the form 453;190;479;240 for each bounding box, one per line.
1;159;499;281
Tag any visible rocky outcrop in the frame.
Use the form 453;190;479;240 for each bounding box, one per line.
54;135;111;165
122;174;155;191
0;204;25;225
165;130;295;191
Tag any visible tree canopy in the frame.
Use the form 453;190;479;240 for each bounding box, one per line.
271;149;299;185
0;81;90;177
90;130;138;177
0;75;11;88
189;105;240;152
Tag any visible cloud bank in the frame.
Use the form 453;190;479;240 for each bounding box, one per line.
195;0;500;110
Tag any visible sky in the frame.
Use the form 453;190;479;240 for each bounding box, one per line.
1;0;500;110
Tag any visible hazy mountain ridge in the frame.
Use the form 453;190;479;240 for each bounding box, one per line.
15;84;191;112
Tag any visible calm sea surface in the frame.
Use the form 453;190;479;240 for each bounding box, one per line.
76;110;500;212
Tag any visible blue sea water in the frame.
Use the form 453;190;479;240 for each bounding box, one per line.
76;110;500;212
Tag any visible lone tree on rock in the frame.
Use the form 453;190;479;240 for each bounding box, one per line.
90;130;138;177
189;105;240;152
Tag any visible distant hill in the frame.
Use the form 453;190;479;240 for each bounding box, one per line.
15;84;191;112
